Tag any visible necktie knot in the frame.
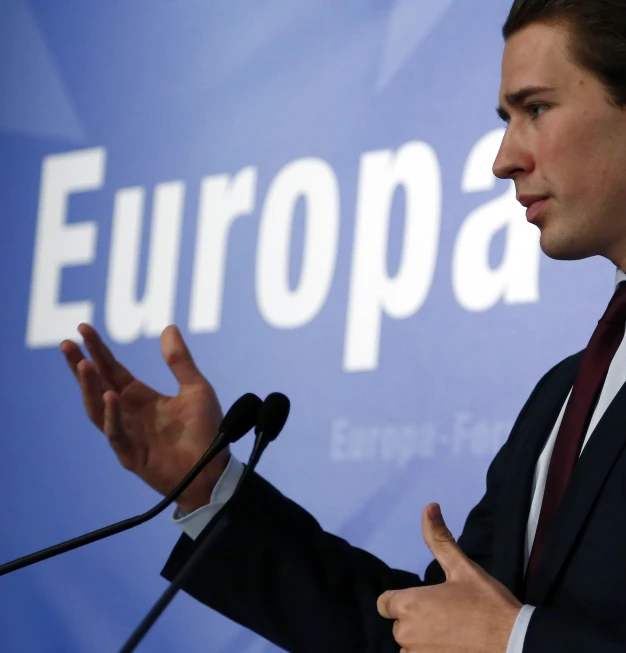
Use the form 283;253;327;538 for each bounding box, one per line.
600;283;626;325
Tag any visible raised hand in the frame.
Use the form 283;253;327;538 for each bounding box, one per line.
60;323;227;513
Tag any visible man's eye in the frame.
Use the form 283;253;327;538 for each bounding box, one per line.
527;103;548;119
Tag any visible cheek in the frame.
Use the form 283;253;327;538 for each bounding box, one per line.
537;134;609;201
561;123;626;192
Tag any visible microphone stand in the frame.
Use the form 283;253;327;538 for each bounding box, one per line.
0;431;231;577
117;445;263;653
0;393;262;578
117;392;290;653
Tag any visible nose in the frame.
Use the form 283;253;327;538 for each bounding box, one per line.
492;126;533;180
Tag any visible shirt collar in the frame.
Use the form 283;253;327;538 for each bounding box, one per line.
616;268;626;289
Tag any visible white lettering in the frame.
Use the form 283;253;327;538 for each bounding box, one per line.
189;168;258;333
330;418;437;465
452;129;541;312
344;142;442;372
105;181;185;344
26;148;105;348
256;158;340;329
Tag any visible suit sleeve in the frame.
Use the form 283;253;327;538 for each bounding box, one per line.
523;607;626;652
162;471;419;653
160;359;568;653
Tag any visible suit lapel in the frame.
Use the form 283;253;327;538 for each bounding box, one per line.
526;378;626;604
491;353;582;597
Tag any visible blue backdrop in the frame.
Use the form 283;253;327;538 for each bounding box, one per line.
0;1;614;651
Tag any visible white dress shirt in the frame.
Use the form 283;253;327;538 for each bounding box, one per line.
173;269;626;653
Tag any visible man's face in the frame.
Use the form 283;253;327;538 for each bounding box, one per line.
493;21;626;267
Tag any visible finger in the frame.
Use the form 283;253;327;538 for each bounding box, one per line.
78;323;134;392
421;503;467;579
77;359;106;429
60;339;87;380
392;620;401;645
161;325;206;387
377;590;399;620
102;391;134;462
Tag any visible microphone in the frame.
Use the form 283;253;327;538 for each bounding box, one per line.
230;392;291;504
117;392;291;653
0;392;263;578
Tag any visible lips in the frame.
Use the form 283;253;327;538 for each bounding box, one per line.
526;198;549;223
517;195;550;223
517;194;549;208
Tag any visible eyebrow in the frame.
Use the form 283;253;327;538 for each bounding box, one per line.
496;85;556;122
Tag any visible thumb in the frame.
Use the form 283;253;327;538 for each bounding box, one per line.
161;325;206;387
422;503;467;579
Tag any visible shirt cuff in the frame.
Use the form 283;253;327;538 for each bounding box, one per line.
171;455;244;540
506;605;536;653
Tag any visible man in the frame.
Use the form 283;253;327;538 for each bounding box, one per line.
60;1;626;650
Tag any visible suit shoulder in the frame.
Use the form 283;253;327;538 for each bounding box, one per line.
536;350;584;388
548;349;585;374
513;350;584;429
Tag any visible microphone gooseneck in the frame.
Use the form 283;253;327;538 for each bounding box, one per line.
117;391;290;653
0;392;262;578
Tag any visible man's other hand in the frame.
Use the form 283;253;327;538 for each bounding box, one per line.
378;503;522;653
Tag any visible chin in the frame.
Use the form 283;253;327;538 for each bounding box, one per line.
539;230;595;261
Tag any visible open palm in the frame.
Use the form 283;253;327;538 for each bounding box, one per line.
61;324;227;513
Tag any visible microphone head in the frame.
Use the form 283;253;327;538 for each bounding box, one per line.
219;393;263;443
255;392;290;442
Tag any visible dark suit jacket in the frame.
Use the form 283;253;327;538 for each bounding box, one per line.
162;351;626;652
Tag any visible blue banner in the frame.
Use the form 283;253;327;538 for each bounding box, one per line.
0;1;612;651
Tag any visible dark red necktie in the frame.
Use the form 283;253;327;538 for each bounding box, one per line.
524;283;626;594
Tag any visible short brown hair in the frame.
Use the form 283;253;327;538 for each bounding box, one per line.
503;0;626;106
